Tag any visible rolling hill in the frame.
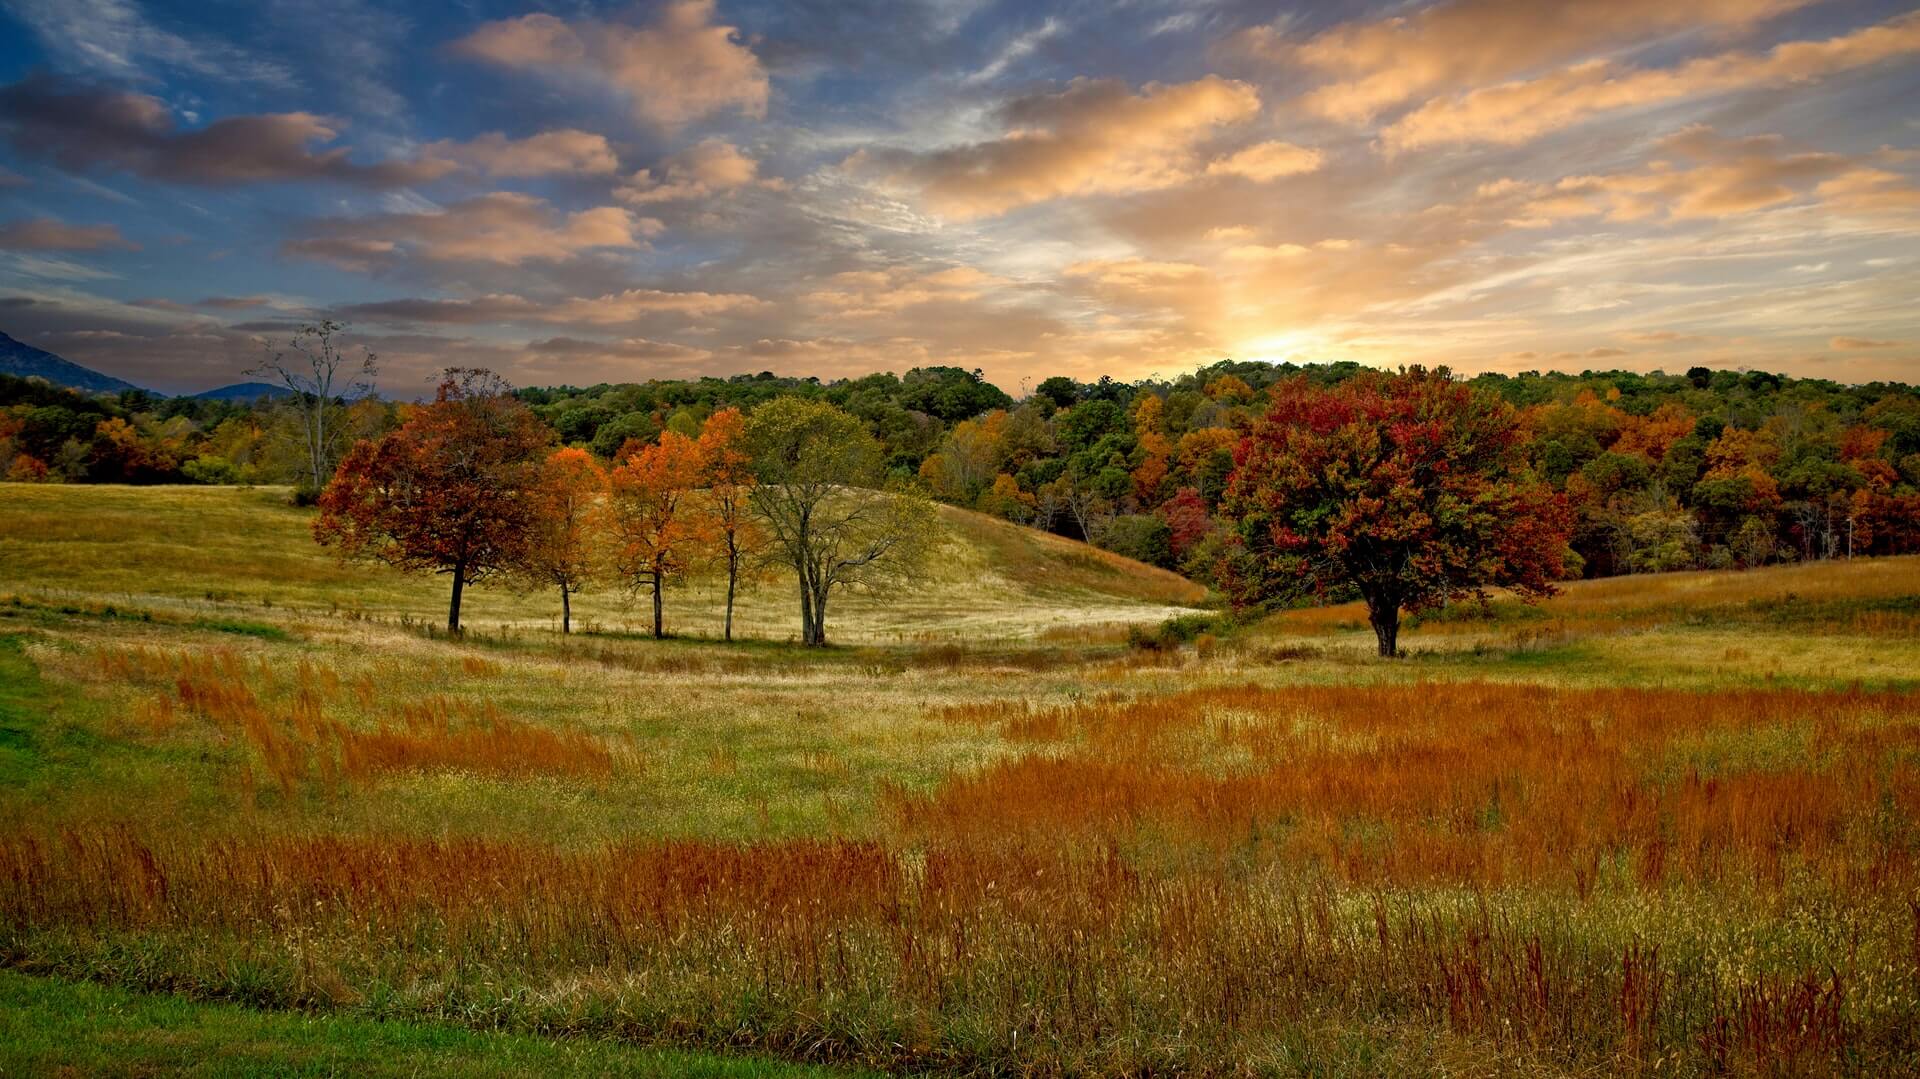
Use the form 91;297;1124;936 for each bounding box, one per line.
0;484;1206;641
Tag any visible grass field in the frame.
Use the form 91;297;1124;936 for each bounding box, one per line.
2;484;1918;1075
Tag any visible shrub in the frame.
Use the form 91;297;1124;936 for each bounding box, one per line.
182;455;240;485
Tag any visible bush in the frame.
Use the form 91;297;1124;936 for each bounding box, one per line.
289;482;322;507
1127;612;1231;651
181;455;239;485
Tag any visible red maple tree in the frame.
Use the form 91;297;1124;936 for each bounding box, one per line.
314;368;552;634
1222;367;1571;656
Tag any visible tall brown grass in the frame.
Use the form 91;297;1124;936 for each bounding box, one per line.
903;682;1920;891
5;678;1915;1073
98;645;619;790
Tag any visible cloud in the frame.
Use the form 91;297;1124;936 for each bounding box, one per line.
849;76;1260;218
963;16;1063;86
453;0;768;129
0;73;453;186
3;0;297;89
1383;11;1920;150
802;264;1006;316
284;193;658;270
0;217;139;251
1486;127;1918;223
425;130;619;177
0;166;26;188
337;287;759;326
1204;141;1324;182
1247;0;1810;125
1830;335;1900;349
617;139;777;203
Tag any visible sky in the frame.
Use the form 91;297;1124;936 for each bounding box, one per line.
0;0;1917;396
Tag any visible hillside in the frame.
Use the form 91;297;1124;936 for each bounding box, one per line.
0;484;1204;642
0;331;140;395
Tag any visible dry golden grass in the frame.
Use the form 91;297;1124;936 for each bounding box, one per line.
0;485;1200;641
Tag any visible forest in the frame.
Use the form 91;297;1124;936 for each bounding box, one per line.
4;357;1918;590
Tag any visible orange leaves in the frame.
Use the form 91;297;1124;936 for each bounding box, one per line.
608;428;716;636
609;429;712;568
519;446;607;628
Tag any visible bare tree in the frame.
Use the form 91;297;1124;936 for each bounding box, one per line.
248;320;378;492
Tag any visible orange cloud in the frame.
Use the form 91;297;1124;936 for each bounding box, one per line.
1250;0;1808;124
341;288;759;326
851;76;1260;218
285;193;657;269
803;264;1007;316
453;0;767;129
1384;11;1920;150
1204;140;1323;182
1831;336;1901;349
617;139;776;203
1487;127;1919;223
426;130;618;177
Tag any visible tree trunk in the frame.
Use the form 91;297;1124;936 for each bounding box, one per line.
650;570;664;639
797;570;817;646
560;585;571;635
723;552;737;642
447;563;466;635
1368;600;1399;657
807;579;831;648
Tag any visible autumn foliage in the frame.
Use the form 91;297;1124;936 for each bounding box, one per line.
1224;368;1573;655
519;447;606;634
314;369;551;633
608;429;713;638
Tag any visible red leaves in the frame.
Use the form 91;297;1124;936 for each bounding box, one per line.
314;368;552;602
1222;368;1573;644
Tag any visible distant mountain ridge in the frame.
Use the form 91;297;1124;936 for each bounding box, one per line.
192;381;292;402
0;330;142;394
0;330;290;400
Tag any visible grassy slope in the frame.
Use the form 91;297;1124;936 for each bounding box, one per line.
2;483;1918;1073
0;484;1203;641
0;970;860;1078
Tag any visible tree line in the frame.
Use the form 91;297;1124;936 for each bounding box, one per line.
311;369;934;643
5;323;1918;597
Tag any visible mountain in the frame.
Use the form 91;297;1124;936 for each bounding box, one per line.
192;381;292;402
0;330;143;394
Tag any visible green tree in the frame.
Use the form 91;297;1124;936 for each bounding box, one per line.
745;398;936;647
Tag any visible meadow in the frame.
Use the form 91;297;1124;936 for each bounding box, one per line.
3;484;1919;1075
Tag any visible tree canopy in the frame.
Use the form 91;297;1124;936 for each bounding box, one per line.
1221;368;1573;656
313;368;551;633
745;398;935;647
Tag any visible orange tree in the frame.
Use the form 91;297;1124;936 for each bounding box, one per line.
314;368;551;634
1221;367;1571;656
696;407;765;641
608;430;712;639
519;446;607;634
